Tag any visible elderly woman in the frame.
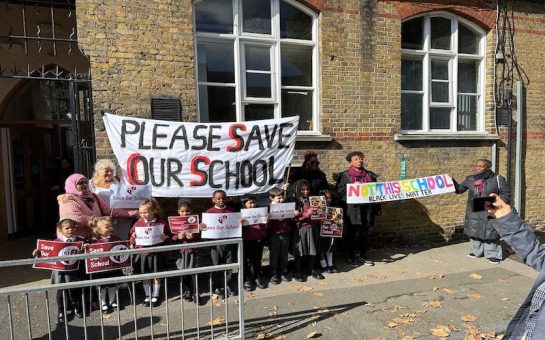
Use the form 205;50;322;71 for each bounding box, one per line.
89;159;134;240
290;150;329;195
453;159;510;264
58;173;135;238
336;151;379;267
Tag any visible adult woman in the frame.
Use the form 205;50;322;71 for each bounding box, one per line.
453;159;510;264
290;150;329;195
58;173;135;238
336;151;379;267
89;159;134;239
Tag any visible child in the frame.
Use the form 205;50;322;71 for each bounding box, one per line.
206;190;238;299
33;219;85;324
88;217;124;314
171;199;201;303
129;198;170;307
241;195;268;291
318;190;339;274
292;180;324;282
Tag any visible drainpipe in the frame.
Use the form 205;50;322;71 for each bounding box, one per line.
514;80;524;215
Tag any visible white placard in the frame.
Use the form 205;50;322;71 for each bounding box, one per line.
240;207;268;225
269;202;296;220
201;212;242;239
134;225;164;246
110;183;152;209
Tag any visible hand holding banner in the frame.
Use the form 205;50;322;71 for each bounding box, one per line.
240;207;268;225
201;212;242;239
84;241;131;274
134;225;165;246
33;240;83;271
168;215;200;234
269;202;296;220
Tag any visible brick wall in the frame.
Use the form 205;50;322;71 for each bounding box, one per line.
76;0;545;245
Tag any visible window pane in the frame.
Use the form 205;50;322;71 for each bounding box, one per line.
245;45;270;71
431;82;449;102
281;44;312;86
197;41;235;83
244;104;274;121
282;89;313;130
457;94;477;131
242;0;271;34
401;58;422;91
401;93;423;130
246;73;271;97
431;60;449;80
431;17;451;50
401;17;424;50
195;0;233;34
430;108;451;129
198;85;236;122
280;1;312;40
459;23;479;54
458;60;478;93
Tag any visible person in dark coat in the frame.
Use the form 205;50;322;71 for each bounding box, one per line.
488;193;545;339
290;150;329;195
335;151;379;267
453;159;510;264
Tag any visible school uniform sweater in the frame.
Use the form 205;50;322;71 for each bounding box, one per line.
268;219;292;235
129;218;170;255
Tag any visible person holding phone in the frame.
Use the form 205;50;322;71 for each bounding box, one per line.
452;159;510;264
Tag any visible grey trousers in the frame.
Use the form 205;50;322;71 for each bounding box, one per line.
470;238;502;260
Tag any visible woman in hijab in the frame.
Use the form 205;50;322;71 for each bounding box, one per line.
58;173;136;238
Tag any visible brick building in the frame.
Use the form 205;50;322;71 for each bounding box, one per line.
1;0;544;244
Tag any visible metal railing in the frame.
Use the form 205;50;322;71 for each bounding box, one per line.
0;239;245;340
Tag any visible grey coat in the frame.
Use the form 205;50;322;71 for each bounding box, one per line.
455;173;510;241
492;212;545;339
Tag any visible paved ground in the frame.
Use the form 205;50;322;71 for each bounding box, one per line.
0;236;538;339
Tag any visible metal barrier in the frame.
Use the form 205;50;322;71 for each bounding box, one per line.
0;239;245;340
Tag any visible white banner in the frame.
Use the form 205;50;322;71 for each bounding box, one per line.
134;225;164;246
240;207;269;225
103;113;298;197
346;174;455;204
110;183;152;208
269;202;296;220
201;212;242;239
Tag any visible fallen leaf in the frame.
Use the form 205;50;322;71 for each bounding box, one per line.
207;317;225;326
211;293;219;300
386;321;398;328
297;286;313;292
392;317;411;325
159;322;167;327
313;292;324;297
273;335;286;340
427;274;445;280
401;337;416;340
501;297;509;301
430;325;451;337
318;282;328;286
103;314;112;320
432;287;439;291
469;273;483;280
256;332;267;340
442;288;455;294
306;331;320;338
317;308;331;314
423;300;442;308
467;293;483;300
249;292;257;298
461;314;477;322
481;330;497;338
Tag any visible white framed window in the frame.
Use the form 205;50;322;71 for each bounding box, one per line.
194;0;319;132
401;13;485;133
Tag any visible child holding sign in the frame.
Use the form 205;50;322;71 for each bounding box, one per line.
130;198;170;307
32;219;85;324
292;180;324;282
240;195;268;291
171;199;201;303
268;187;298;285
88;217;123;314
318;190;340;274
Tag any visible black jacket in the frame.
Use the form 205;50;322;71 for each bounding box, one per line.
335;169;380;226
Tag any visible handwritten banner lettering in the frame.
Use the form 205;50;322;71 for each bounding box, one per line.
134;225;164;246
240;207;269;225
347;174;455;204
269;202;296;220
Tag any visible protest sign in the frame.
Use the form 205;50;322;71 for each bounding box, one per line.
347;174;455;204
103;113;298;198
269;202;296;220
110;183;151;209
320;207;344;238
33;240;83;271
201;212;242;239
240;207;269;225
168;215;200;234
309;196;326;220
84;241;131;274
134;225;164;246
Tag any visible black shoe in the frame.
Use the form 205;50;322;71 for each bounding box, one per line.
243;280;256;292
294;273;306;282
358;257;374;266
213;288;225;300
328;266;339;273
281;273;292;282
192;294;200;304
323;266;332;273
227;286;238;297
312;271;325;280
101;304;113;315
73;308;83;318
182;290;192;301
256;278;268;289
143;297;151;307
57;312;65;325
271;275;282;285
467;253;482;259
488;258;501;264
347;258;359;267
151;297;159;307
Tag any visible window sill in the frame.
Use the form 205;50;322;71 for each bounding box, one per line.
394;133;500;141
296;134;333;142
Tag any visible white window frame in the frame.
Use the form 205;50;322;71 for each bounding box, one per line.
193;0;320;134
401;12;486;134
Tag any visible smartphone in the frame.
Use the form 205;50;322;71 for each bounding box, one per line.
473;196;496;212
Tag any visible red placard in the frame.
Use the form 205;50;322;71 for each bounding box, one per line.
168;215;200;234
84;241;132;274
33;240;83;271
